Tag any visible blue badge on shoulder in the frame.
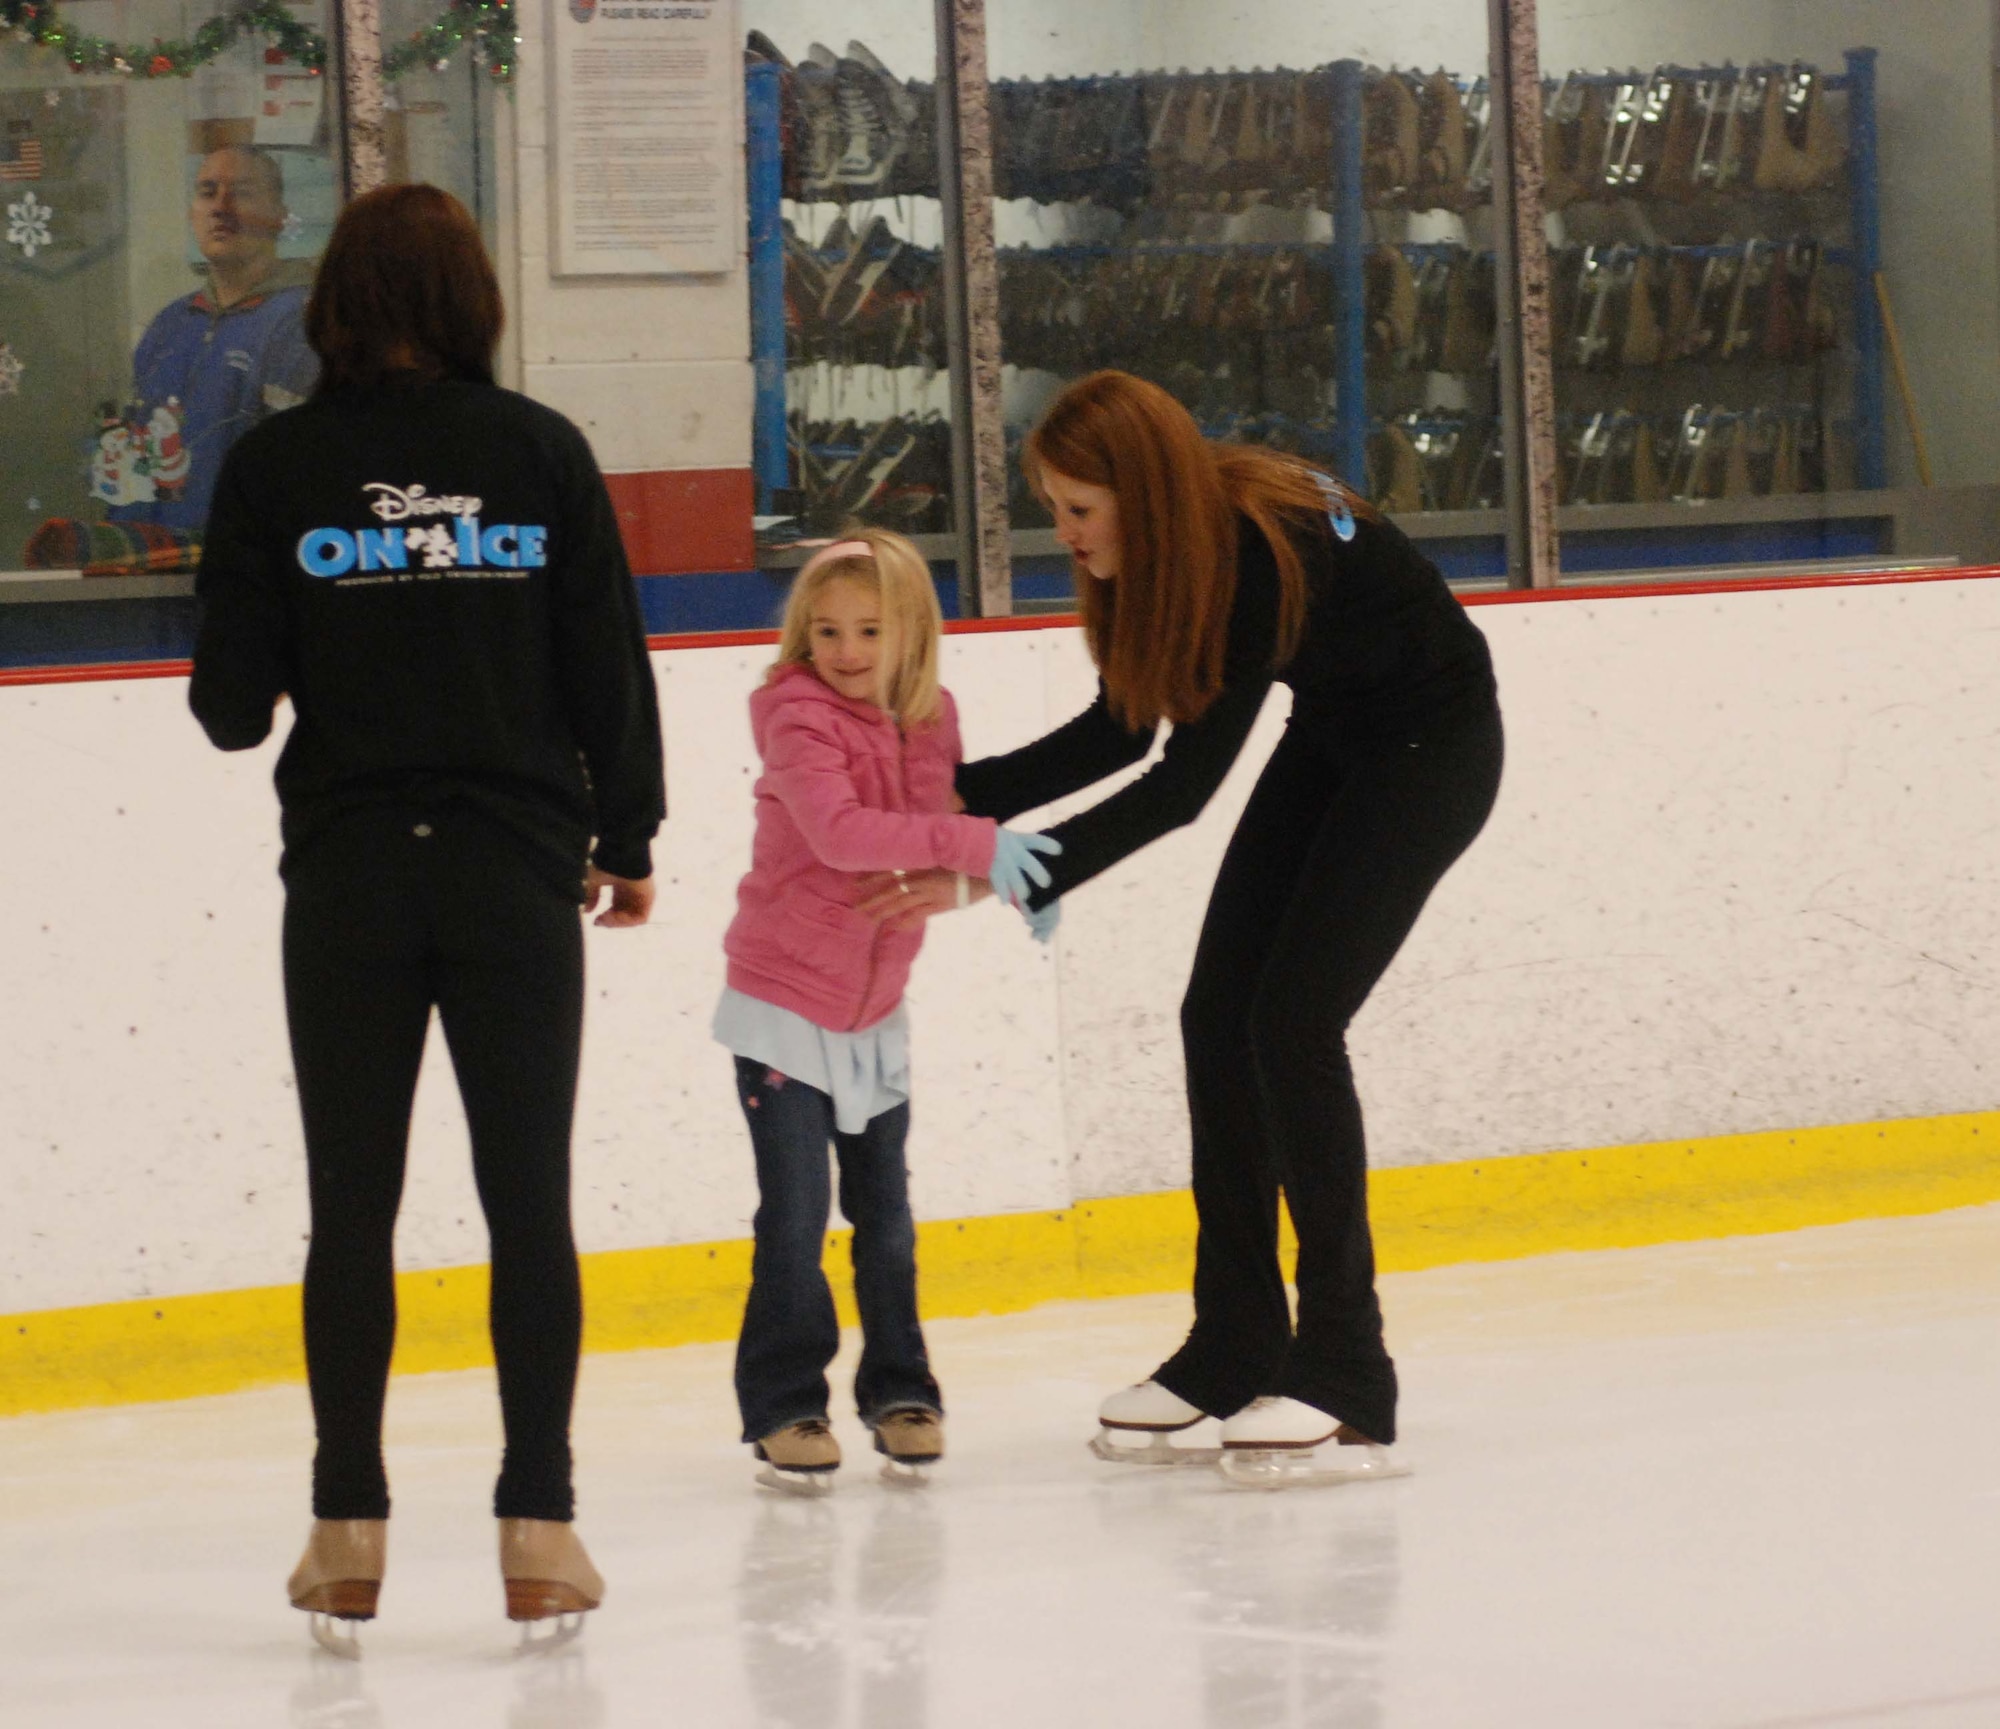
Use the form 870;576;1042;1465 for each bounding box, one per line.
1314;473;1358;543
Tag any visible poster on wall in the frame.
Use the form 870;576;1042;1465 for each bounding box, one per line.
254;46;327;148
548;0;735;277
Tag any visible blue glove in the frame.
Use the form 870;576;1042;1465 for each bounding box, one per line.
988;827;1062;910
1021;896;1062;945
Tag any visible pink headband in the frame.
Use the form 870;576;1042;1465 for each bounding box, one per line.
795;538;873;582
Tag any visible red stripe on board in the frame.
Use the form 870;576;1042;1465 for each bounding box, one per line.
0;659;193;689
604;468;754;577
8;565;2000;688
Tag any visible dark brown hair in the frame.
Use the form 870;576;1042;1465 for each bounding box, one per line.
306;183;502;395
1024;370;1374;730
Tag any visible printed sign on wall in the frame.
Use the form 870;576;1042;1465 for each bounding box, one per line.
548;0;735;277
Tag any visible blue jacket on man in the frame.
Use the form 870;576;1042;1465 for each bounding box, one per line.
106;261;317;532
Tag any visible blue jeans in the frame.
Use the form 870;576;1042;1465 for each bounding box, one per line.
732;1056;942;1443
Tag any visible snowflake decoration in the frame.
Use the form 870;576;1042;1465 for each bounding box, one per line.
0;342;21;398
6;193;53;260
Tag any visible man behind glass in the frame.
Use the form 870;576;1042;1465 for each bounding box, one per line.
98;144;317;531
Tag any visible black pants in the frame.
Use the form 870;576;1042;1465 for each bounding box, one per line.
1156;701;1504;1444
283;805;585;1521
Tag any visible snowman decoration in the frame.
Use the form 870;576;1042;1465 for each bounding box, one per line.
89;410;158;507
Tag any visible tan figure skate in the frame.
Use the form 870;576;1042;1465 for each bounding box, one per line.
871;1408;945;1486
754;1417;842;1496
499;1517;604;1648
287;1518;387;1660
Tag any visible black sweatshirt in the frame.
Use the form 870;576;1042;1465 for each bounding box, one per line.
189;378;665;891
956;507;1495;908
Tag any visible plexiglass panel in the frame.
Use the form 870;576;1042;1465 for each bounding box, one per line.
380;0;504;230
742;6;952;547
1;1;340;582
1536;0;1999;574
985;4;1496;531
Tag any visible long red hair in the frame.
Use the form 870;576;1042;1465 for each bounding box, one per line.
1024;371;1372;729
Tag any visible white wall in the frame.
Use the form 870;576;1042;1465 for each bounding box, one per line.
510;0;752;473
6;574;2000;1318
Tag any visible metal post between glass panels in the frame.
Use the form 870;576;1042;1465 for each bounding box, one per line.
1486;0;1560;588
933;0;1011;618
334;0;388;199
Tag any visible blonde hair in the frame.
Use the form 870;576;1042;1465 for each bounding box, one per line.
772;526;944;726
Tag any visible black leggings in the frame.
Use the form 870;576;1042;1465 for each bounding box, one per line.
283;806;585;1521
1157;702;1503;1443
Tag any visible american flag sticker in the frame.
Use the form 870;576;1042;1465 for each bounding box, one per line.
0;138;43;183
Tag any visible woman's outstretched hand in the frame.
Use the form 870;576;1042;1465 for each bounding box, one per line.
584;867;656;928
858;868;985;931
988;829;1062;909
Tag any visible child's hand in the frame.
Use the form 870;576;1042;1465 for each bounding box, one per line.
857;868;982;929
584;867;656;928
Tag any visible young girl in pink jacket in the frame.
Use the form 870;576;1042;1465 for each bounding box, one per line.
714;529;1058;1492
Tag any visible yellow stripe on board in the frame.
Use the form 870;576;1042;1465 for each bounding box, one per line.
4;1110;1997;1418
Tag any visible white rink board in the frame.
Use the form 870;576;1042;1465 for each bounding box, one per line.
5;575;2000;1314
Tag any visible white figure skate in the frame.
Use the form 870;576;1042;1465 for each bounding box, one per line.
1090;1380;1224;1466
1217;1397;1410;1489
870;1407;943;1487
753;1418;842;1496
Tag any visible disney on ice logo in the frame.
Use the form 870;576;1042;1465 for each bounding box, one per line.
364;481;484;522
298;481;548;578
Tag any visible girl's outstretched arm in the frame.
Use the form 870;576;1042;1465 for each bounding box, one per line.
763;704;999;877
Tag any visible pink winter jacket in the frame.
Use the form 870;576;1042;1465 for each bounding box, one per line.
723;662;1000;1032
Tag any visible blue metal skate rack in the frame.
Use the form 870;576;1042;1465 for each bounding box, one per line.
1323;48;1886;495
745;58;790;515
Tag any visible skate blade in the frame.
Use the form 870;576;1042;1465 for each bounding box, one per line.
305;1612;364;1661
515;1612;587;1654
877;1457;934;1489
1090;1426;1225;1468
1217;1445;1412;1490
755;1463;837;1497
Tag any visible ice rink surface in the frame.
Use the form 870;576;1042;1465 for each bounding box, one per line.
5;1204;2000;1729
